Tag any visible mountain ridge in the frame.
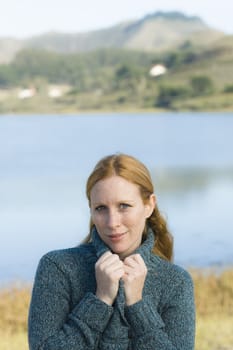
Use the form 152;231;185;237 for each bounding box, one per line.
0;11;225;63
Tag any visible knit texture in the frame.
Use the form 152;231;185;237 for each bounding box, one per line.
28;228;195;349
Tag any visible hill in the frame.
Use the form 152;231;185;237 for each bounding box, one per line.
0;11;224;63
0;11;232;113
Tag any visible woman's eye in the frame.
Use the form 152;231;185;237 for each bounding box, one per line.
95;205;106;212
119;203;130;209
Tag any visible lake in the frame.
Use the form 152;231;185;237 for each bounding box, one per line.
0;112;233;283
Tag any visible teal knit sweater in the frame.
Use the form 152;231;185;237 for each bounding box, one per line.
28;228;195;349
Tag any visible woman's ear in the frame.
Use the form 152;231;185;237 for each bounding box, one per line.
145;194;156;218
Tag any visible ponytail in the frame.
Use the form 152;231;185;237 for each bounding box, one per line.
147;206;173;262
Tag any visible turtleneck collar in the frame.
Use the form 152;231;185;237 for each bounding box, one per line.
91;226;155;264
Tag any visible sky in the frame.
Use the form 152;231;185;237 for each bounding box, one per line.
1;0;233;38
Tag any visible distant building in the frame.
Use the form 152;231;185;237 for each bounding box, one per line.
18;88;36;99
48;86;63;98
149;64;167;77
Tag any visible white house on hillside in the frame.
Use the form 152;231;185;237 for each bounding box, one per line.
149;64;167;77
18;88;36;99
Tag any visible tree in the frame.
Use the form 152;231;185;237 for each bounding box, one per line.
223;84;233;93
156;85;190;108
0;65;16;87
113;64;142;92
190;76;214;96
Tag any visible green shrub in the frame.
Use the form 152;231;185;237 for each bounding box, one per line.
156;85;190;108
223;84;233;93
190;76;214;96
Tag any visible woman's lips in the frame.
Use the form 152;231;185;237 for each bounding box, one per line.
108;232;126;242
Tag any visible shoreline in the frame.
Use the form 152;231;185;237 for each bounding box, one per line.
1;109;233;116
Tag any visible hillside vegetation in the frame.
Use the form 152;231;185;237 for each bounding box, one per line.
0;11;232;113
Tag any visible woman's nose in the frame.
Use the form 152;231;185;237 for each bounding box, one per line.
106;209;120;228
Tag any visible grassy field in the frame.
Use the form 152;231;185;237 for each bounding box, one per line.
0;268;233;350
1;87;233;114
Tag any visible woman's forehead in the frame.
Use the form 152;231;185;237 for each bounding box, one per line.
90;176;141;200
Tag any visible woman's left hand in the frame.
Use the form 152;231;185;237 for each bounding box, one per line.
123;254;147;306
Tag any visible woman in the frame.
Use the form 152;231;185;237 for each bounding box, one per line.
28;153;195;350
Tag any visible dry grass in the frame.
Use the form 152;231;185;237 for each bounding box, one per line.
0;268;233;350
196;316;233;350
192;268;233;350
0;332;28;350
0;284;30;350
0;284;31;334
192;268;233;317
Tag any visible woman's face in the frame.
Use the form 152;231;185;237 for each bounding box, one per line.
90;176;155;259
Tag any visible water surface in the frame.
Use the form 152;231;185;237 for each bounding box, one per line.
0;112;233;282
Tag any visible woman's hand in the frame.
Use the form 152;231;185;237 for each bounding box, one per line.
95;251;124;305
123;254;147;306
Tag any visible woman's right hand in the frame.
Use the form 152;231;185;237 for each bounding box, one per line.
95;251;124;305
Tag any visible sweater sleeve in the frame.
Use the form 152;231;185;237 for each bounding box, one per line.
28;254;113;350
125;270;195;350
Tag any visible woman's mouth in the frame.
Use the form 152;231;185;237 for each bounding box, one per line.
108;232;126;242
